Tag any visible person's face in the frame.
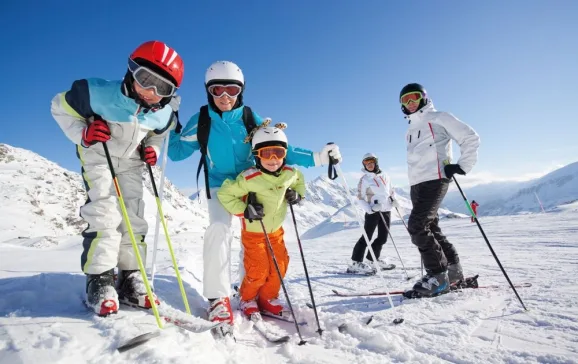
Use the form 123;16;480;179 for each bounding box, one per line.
401;91;423;114
260;157;284;172
363;159;376;171
208;84;243;112
212;94;237;112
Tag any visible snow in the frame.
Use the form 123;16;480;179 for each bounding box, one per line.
2;144;578;363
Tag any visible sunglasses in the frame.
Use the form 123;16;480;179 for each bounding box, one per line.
362;158;377;166
128;59;176;97
207;84;243;98
254;146;287;160
400;91;423;107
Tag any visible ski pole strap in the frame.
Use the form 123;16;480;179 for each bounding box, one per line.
326;142;338;180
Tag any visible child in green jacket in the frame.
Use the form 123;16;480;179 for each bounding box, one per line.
218;121;305;317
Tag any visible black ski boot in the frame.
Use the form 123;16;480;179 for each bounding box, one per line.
117;270;159;309
85;269;118;316
411;271;450;297
448;262;464;284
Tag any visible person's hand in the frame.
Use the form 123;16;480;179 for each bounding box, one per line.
314;144;342;166
285;189;302;205
444;164;465;179
142;146;157;166
82;119;110;147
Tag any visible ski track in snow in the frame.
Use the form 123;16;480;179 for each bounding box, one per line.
1;211;578;363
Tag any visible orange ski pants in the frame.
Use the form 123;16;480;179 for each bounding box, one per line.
239;227;289;302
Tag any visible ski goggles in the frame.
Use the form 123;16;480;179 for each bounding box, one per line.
207;84;243;98
362;158;377;166
128;59;176;97
254;146;287;160
400;91;423;107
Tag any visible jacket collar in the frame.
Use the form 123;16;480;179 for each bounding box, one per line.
208;104;245;123
404;100;436;125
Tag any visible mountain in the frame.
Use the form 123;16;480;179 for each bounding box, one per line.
0;143;207;245
442;162;578;216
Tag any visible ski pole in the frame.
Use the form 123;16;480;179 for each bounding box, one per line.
393;205;423;277
150;134;169;287
452;175;528;311
141;142;191;315
101;141;163;328
376;210;411;281
288;201;323;336
249;193;307;345
332;162;404;324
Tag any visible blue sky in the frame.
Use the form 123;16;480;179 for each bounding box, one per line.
1;0;577;194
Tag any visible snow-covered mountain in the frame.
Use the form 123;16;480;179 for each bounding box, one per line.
0;143;207;245
442;162;578;216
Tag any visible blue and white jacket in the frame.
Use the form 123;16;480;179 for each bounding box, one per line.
168;105;316;188
51;78;174;159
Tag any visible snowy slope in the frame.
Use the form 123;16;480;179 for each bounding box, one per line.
1;203;578;363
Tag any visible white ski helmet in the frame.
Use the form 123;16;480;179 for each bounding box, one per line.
251;122;288;150
363;152;378;161
205;61;244;86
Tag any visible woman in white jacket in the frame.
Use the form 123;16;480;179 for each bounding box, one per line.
347;153;398;275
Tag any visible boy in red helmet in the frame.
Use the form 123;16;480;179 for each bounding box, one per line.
50;41;183;316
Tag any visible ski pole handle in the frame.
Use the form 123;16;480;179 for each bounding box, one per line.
326;142;338;180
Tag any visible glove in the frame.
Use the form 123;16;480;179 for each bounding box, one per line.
244;201;264;221
314;144;342;166
390;197;400;209
168;95;181;112
169;95;183;134
82;119;111;146
444;164;466;179
371;201;384;212
285;189;302;205
142;146;157;166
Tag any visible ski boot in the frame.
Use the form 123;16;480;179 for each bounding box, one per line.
448;262;464;284
117;270;160;309
208;297;235;339
239;298;259;317
258;297;286;316
346;261;377;275
368;258;396;271
411;271;450;297
85;269;118;317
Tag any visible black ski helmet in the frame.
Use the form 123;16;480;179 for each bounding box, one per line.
400;83;428;115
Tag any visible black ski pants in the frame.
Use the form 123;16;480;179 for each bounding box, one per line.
351;211;390;262
408;179;459;274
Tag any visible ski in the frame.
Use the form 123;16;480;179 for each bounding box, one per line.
116;311;227;353
331;275;532;298
260;310;307;326
249;313;291;344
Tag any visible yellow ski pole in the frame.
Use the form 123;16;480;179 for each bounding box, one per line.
142;142;191;314
102;141;163;328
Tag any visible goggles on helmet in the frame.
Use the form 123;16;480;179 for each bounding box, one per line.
207;84;243;98
128;59;176;98
362;158;377;166
400;91;423;107
255;146;287;160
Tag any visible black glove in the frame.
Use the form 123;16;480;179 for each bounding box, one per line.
244;201;264;222
285;189;302;205
444;164;466;179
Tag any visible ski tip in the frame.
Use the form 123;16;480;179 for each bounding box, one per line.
365;316;374;325
117;331;161;353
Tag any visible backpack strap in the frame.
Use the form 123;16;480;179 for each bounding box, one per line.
196;105;257;200
196;105;212;199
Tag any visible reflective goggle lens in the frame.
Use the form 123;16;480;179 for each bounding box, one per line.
400;91;423;106
208;84;242;97
128;59;176;97
256;146;287;160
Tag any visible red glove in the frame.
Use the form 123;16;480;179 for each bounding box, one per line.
143;146;157;166
82;120;111;146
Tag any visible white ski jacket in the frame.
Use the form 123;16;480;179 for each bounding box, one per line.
405;101;480;186
356;169;394;214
